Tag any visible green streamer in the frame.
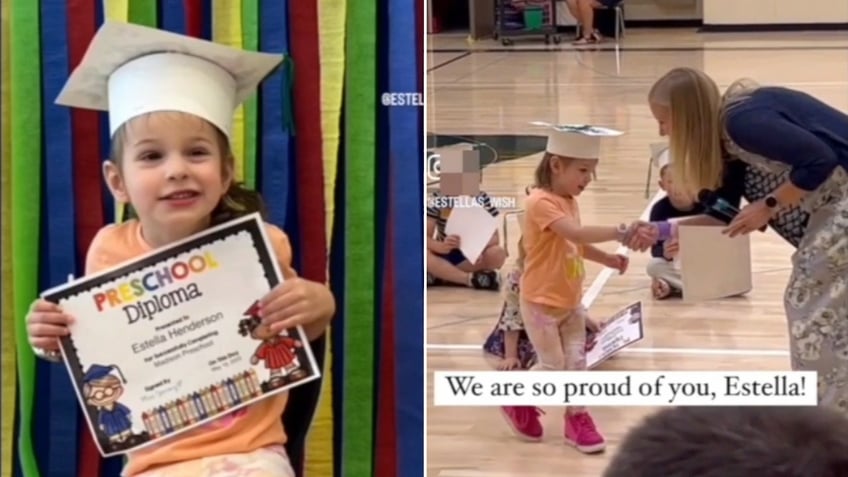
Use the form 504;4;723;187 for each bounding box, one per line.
10;1;42;476
343;0;376;475
127;0;157;27
242;0;259;189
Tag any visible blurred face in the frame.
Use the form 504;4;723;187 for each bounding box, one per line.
551;157;597;197
103;112;232;244
650;102;671;137
659;166;693;209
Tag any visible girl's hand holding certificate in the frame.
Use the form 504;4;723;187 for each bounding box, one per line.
256;277;336;339
26;299;74;351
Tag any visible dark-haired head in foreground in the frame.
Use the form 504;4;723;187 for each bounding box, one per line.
602;406;848;477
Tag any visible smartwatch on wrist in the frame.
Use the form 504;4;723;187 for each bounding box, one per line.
615;223;629;243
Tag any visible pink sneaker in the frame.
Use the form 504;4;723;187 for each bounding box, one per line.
564;411;606;453
499;406;544;441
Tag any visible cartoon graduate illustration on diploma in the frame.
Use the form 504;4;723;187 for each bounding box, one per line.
238;301;308;389
82;364;135;447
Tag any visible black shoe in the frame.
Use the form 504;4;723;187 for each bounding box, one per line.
470;270;501;290
427;273;446;287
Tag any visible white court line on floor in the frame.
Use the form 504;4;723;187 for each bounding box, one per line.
426;343;789;357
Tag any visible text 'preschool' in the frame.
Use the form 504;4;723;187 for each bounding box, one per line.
432;371;817;407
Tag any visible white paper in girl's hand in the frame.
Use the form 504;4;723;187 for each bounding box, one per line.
444;205;499;265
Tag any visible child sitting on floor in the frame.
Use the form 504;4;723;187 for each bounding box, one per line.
646;150;701;299
426;189;506;290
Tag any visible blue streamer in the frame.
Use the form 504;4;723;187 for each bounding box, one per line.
285;141;300;271
12;404;22;477
259;0;290;227
201;0;212;40
329;109;346;477
39;1;80;475
93;1;114;225
387;0;424;474
159;0;185;34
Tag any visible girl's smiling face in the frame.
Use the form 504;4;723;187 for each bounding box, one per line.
103;112;232;246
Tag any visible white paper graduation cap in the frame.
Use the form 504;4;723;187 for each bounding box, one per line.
55;21;284;139
530;122;623;160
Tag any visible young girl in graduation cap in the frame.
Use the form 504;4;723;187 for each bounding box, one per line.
24;21;335;477
517;125;654;454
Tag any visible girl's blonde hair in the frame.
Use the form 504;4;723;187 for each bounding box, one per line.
648;67;724;197
534;152;573;190
111;113;268;225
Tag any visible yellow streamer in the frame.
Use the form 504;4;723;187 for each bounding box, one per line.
103;0;129;23
306;0;346;474
104;0;129;223
307;338;333;475
318;0;346;248
1;4;17;477
212;1;245;182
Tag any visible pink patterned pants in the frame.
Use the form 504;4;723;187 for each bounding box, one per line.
519;299;589;412
134;445;295;477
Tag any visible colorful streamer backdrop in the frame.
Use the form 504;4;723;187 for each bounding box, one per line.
0;2;424;477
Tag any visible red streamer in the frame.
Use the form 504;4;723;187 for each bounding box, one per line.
67;1;104;475
184;0;202;38
288;0;327;281
376;216;398;476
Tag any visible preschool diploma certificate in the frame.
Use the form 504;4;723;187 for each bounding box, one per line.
586;301;645;369
42;214;321;457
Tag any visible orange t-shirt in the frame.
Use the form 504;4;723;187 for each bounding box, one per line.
84;220;295;476
519;189;585;309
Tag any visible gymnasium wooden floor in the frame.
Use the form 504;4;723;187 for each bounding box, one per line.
425;29;848;476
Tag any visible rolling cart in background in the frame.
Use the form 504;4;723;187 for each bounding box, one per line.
494;0;561;46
